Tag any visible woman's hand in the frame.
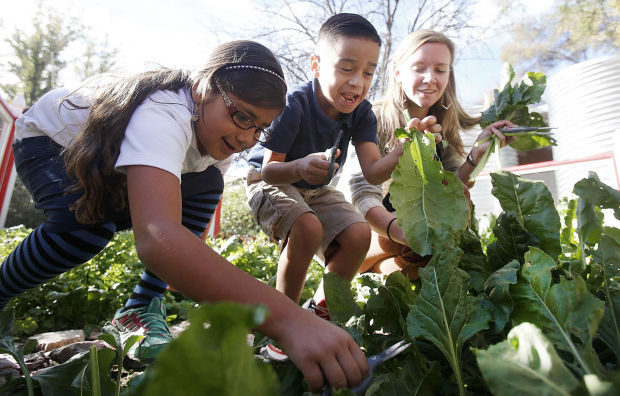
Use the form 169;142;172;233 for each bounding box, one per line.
470;120;518;164
407;115;443;143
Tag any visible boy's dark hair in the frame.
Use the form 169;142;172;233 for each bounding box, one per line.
317;13;381;46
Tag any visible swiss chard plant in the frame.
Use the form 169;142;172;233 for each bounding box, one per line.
252;122;619;394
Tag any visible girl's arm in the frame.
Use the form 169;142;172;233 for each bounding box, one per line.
126;165;368;392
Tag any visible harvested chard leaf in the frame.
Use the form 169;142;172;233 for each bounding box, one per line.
472;64;553;181
390;129;470;256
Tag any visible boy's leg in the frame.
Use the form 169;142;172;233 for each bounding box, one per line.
122;166;224;310
246;172;321;303
278;212;322;303
308;187;371;302
0;137;117;309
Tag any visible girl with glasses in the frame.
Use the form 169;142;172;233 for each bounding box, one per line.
1;40;368;392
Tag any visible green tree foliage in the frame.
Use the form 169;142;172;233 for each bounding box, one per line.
73;34;119;81
0;2;77;106
500;0;620;73
1;2;119;229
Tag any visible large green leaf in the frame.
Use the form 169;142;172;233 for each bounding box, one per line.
138;303;278;396
574;173;620;249
390;131;470;256
491;171;562;259
365;284;406;336
458;228;491;293
475;322;582;396
324;271;362;325
484;260;520;334
593;234;620;363
406;247;490;394
511;247;605;374
573;172;620;221
486;212;540;271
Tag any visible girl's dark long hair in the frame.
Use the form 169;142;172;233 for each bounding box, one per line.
64;40;286;224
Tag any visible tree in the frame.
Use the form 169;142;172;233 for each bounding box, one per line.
0;2;77;106
244;0;480;99
73;34;119;81
500;0;620;74
1;2;119;228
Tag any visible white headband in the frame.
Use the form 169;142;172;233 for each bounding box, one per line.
223;64;286;84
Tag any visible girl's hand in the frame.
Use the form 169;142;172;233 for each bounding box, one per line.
279;309;368;392
470;120;518;163
297;150;340;185
407;115;443;143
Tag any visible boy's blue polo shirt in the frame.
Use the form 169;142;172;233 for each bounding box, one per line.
247;79;377;189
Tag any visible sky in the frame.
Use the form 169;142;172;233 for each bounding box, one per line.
0;0;554;107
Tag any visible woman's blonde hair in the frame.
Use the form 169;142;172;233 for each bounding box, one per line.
63;40;286;224
374;29;479;158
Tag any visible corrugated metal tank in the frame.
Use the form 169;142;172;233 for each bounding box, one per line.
546;55;620;198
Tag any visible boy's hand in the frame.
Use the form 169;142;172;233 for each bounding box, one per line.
408;116;443;143
279;309;368;393
298;149;341;185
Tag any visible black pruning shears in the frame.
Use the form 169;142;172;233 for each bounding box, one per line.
320;340;412;396
324;129;344;185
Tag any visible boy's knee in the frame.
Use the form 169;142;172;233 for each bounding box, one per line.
340;222;371;251
290;212;323;243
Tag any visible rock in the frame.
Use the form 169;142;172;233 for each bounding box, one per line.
29;329;85;352
48;340;110;364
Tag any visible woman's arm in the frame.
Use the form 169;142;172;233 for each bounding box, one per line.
347;150;409;246
456;120;518;187
126;165;368;392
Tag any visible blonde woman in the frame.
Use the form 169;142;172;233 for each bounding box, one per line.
347;29;515;278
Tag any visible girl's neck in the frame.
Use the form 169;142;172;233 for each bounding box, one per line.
405;101;429;120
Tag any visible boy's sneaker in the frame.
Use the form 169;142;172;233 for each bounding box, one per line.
303;298;331;321
106;297;172;361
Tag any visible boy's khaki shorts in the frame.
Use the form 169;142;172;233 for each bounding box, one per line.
246;167;365;256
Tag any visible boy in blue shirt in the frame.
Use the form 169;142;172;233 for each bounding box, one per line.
247;13;439;318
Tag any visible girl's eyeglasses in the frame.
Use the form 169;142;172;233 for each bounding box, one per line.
215;81;272;143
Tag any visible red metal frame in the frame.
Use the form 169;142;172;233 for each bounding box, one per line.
479;151;620;189
0;95;18;221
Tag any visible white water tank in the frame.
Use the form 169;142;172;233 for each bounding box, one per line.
546;55;620;199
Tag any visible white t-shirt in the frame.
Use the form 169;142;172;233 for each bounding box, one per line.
15;85;223;182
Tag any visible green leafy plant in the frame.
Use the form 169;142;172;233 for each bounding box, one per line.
469;63;556;181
